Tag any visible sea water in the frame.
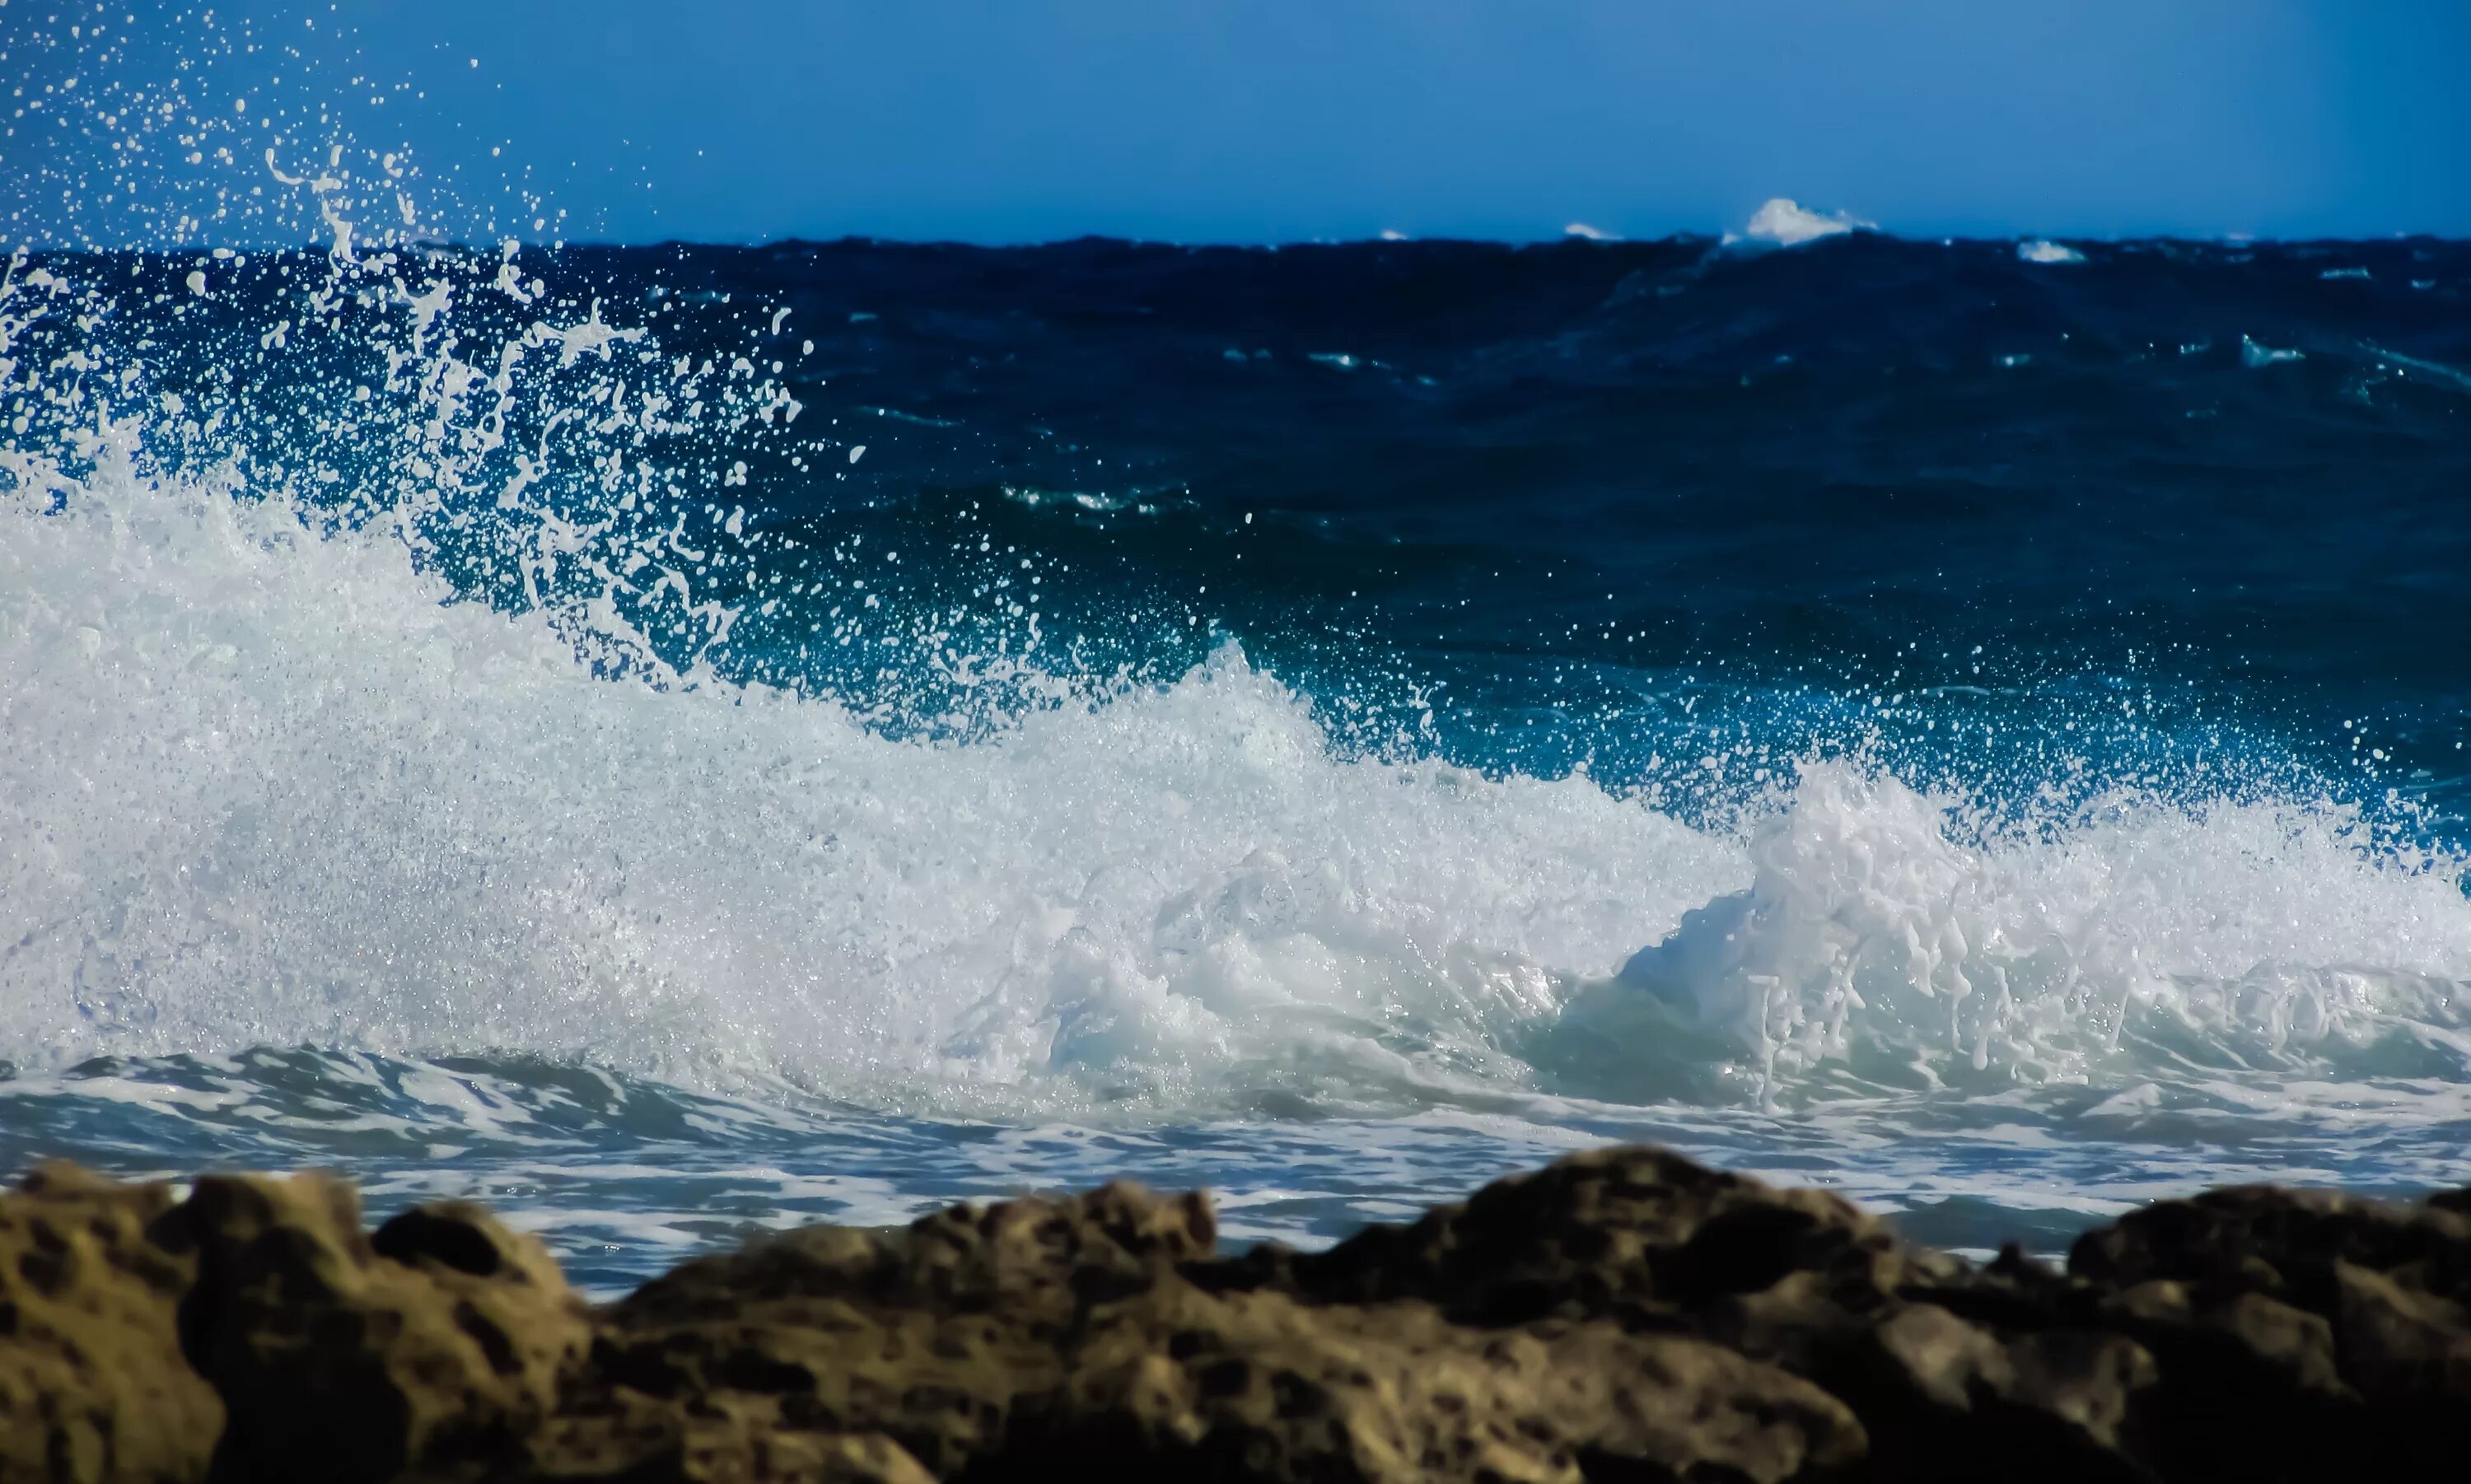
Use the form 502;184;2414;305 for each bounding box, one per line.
3;44;2468;1298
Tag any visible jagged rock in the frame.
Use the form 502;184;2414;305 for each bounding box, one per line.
2069;1183;2471;1306
1813;1303;2155;1483
1217;1145;1950;1329
10;1150;2471;1482
2087;1278;2357;1482
2069;1183;2471;1471
1212;1147;2161;1482
617;1179;1218;1333
526;1413;937;1484
1025;1281;1864;1484
170;1174;591;1483
0;1164;222;1484
568;1183;1216;1477
577;1179;1861;1483
2333;1258;2471;1404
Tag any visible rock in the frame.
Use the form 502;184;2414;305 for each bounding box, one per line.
0;1164;222;1484
2329;1260;2471;1458
1209;1147;2167;1482
2068;1183;2471;1472
9;1150;2471;1482
525;1416;937;1484
1819;1303;2156;1483
2090;1279;2357;1482
580;1178;1860;1483
2068;1183;2471;1309
170;1174;591;1484
1027;1281;1865;1484
1217;1145;1941;1329
571;1183;1215;1477
616;1178;1218;1335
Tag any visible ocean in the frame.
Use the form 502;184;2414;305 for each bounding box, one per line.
2;229;2467;1298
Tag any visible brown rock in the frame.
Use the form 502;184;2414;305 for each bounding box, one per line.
0;1164;222;1484
618;1179;1217;1334
572;1183;1214;1477
1821;1303;2156;1483
525;1414;936;1484
2068;1183;2471;1477
1220;1146;1936;1329
12;1148;2471;1483
170;1174;590;1483
2328;1258;2471;1463
2067;1183;2471;1311
577;1175;1865;1483
1029;1281;1865;1484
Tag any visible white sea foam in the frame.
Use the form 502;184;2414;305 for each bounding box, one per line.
0;433;1731;1108
1596;767;2471;1101
4;439;2466;1116
11;3;2465;1285
2;203;2466;1124
1734;198;1872;248
2017;240;2087;265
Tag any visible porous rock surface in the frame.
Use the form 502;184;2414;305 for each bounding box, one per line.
2;1147;2468;1482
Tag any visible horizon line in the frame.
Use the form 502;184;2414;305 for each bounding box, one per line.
21;226;2471;258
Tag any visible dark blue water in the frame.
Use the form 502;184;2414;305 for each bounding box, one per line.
651;233;2471;814
3;231;2468;1293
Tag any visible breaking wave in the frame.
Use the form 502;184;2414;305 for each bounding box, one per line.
5;409;2465;1117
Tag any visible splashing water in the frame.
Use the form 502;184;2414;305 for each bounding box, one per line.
4;11;2469;1287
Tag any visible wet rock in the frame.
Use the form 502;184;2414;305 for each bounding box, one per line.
172;1173;591;1484
2088;1277;2358;1482
1819;1303;2155;1483
2333;1258;2471;1405
1214;1147;2160;1482
528;1414;937;1484
1021;1281;1865;1484
2068;1183;2471;1472
617;1179;1217;1335
10;1150;2471;1482
1217;1145;1939;1330
572;1183;1216;1477
2069;1183;2471;1309
0;1164;222;1484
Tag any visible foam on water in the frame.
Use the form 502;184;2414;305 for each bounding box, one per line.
0;428;1716;1108
1733;198;1872;248
7;4;2470;1290
1581;766;2471;1102
4;152;2469;1136
5;413;2466;1120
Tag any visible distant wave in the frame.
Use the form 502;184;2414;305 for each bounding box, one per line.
1733;198;1873;247
2017;239;2087;264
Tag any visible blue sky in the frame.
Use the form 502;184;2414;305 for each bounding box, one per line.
12;0;2469;244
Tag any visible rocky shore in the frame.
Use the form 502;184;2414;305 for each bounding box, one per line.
4;1146;2468;1482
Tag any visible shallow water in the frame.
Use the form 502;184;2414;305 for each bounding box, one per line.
3;226;2467;1291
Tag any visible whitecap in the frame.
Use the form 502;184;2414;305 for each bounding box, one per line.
1734;198;1872;248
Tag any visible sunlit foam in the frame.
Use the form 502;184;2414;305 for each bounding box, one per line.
1732;198;1873;248
5;435;2467;1118
2;124;2466;1125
